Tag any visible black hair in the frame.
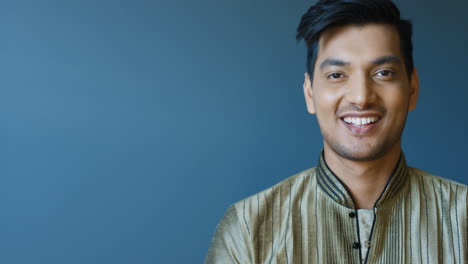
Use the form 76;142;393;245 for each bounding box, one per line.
296;0;413;79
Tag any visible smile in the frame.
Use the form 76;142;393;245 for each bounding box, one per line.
342;116;380;127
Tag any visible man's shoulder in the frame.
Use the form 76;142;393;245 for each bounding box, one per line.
231;166;318;211
408;166;468;189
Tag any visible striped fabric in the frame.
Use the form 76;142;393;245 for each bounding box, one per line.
205;152;468;263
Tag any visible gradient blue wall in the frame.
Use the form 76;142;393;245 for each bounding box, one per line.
3;0;467;263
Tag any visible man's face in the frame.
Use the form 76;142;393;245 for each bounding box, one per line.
303;24;419;161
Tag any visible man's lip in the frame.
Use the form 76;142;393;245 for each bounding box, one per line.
339;112;383;119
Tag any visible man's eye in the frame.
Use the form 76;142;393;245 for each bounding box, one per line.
376;70;394;77
327;73;344;79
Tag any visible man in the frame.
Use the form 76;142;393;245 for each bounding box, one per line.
205;0;467;263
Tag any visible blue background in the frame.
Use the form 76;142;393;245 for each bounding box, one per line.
3;0;467;263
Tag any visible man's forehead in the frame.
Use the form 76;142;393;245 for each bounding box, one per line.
315;23;403;67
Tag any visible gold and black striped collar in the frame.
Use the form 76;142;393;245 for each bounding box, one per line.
316;150;409;209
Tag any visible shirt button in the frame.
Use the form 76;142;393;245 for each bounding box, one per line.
349;212;356;218
353;242;360;249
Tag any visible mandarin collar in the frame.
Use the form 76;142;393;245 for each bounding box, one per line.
316;150;409;209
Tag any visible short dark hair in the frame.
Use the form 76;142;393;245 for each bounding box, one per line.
296;0;413;79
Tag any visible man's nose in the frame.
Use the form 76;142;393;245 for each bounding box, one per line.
345;74;376;109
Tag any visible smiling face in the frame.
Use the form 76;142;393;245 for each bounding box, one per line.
303;24;419;161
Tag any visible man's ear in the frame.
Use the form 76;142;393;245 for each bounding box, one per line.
408;67;419;111
303;72;316;114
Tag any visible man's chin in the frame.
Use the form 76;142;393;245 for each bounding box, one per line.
330;146;388;162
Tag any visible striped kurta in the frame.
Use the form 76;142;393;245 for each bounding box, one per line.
205;152;468;263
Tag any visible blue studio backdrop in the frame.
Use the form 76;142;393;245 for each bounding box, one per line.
3;0;468;263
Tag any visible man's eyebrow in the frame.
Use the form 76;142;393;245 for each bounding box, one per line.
319;58;350;70
371;56;402;65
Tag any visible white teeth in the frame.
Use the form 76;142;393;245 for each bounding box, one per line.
343;116;379;126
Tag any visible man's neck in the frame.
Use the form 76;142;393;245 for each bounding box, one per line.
323;144;402;209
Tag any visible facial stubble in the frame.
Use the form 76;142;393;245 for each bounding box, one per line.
319;112;409;162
